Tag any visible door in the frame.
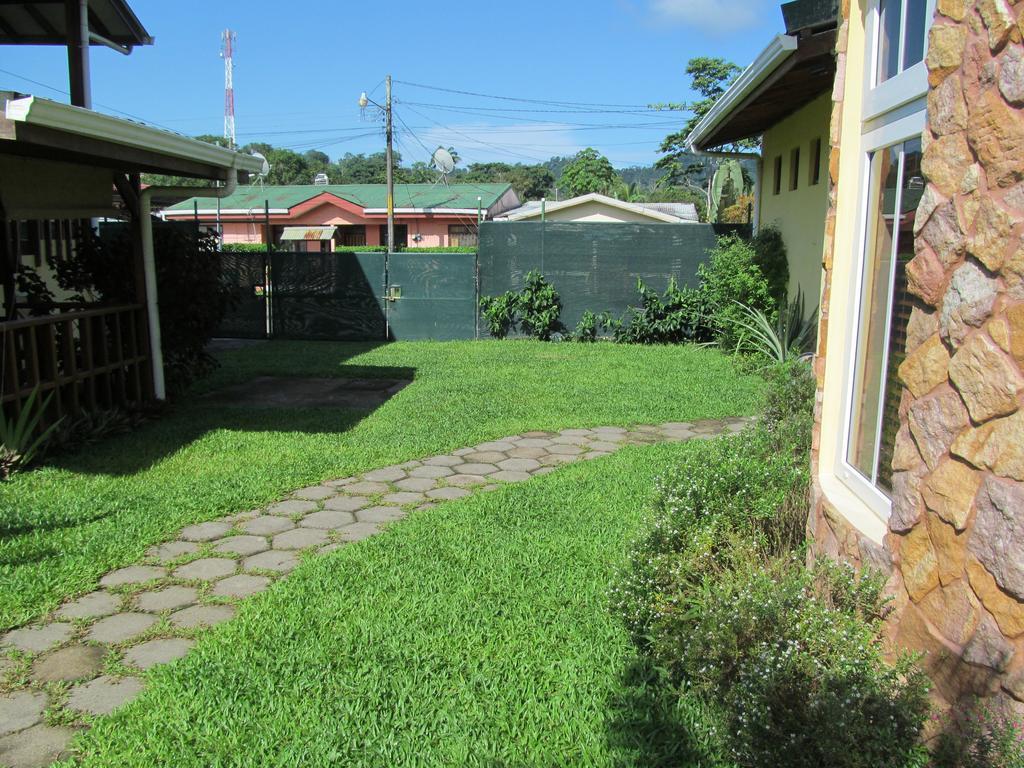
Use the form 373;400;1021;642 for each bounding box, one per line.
385;251;477;340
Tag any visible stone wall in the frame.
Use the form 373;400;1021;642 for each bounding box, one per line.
809;0;1024;714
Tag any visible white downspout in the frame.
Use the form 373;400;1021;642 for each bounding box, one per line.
138;165;240;400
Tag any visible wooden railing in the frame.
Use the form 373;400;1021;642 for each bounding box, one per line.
0;304;152;425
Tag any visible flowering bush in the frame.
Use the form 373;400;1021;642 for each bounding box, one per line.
930;701;1024;767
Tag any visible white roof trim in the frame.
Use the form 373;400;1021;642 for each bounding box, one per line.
363;207;484;215
501;193;688;223
5;96;264;174
685;34;798;152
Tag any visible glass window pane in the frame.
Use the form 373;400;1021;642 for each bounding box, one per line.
877;0;901;83
902;0;927;70
848;145;900;480
874;139;921;493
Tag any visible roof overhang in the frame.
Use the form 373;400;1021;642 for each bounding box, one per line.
686;28;836;151
502;193;688;223
0;0;153;51
0;95;263;180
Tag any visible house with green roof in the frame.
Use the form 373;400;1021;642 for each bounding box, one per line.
161;183;520;251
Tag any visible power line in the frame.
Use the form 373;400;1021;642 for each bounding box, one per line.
397;101;681;129
393;79;682;110
400;104;549;164
399;100;672;116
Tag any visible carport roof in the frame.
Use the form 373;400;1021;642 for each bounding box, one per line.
0;0;153;49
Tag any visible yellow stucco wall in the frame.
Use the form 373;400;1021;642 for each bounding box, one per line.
758;92;833;306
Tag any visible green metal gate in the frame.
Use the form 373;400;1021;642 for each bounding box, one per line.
383;251;478;341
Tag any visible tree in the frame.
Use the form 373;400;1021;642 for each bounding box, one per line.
557;148;619;197
655;57;755;193
463;162;555;200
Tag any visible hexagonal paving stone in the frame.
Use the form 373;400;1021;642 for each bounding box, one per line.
362;467;407;482
407;465;454;479
393;477;437;492
592;426;626;434
242;550;298;574
497;458;542;472
335;522;380;542
300;509;356;530
534;466;556;476
169;604;236;629
292;485;335;501
179;521;232;542
475;441;516;452
426;487;471;501
241;515;295;536
539;453;576;466
174;558;237;581
211;535;269;557
123;638;194;671
507;447;547;459
551;435;589;446
0;724;75;767
343;481;391;495
461;451;507;464
0;690;46;737
66;675;144;716
445;473;489;487
135;586;198;613
591;432;625;442
319;543;345;554
515;437;553;448
490;470;532;483
355;506;405;523
560;428;594;436
325;477;355;487
521;431;552;438
423;455;464;467
32;645;105;683
588;441;622;452
268;499;317;516
323;495;371;512
416;503;438;511
272;528;329;550
452;447;474;456
55;591;120;620
398;460;422;469
382;491;425;505
583;451;613;461
2;623;72;653
145;540;200;563
212;574;272;599
87;612;156;644
100;565;167;588
547;444;584;455
456;463;499;476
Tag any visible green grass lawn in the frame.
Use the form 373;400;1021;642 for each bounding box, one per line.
66;442;715;767
0;340;761;632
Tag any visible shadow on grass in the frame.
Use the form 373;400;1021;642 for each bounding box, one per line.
605;659;722;767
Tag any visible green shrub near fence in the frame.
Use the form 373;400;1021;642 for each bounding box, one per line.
220;243;476;253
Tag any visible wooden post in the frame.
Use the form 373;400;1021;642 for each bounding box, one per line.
65;0;92;109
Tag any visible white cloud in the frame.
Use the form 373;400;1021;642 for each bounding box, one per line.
649;0;772;32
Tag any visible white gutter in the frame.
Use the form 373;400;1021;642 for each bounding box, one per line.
684;34;798;153
164;208;289;217
363;207;485;215
5;96;263;174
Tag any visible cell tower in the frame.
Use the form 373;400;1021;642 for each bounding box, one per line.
220;29;237;149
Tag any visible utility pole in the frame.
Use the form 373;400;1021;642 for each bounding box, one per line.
221;30;237;149
385;75;394;254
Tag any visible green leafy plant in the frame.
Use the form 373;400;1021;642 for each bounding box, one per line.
699;233;776;351
751;225;789;306
732;288;818;363
930;700;1024;768
50;407;146;454
614;277;713;345
479;271;563;341
1;389;62;480
570;310;619;342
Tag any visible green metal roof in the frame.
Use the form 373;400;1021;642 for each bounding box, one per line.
165;183;512;212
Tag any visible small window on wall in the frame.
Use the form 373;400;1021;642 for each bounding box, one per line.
772;155;783;195
789;147;800;191
448;224;478;248
876;0;929;85
809;138;823;186
847;137;922;495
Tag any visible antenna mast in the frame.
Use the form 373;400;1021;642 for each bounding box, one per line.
221;29;237;149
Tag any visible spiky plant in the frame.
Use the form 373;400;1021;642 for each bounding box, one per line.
0;388;62;480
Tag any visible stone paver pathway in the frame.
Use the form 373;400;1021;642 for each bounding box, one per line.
0;417;744;767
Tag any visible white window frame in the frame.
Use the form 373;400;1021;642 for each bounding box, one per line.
862;0;934;121
835;109;927;523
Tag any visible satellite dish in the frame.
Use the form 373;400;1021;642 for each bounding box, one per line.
250;151;270;188
313;172;329;185
431;147;456;175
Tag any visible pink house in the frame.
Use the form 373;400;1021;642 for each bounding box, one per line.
161;183;520;251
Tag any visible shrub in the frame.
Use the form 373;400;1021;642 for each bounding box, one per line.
930;701;1024;768
751;225;789;305
478;271;563;340
699;233;776;351
614;278;714;345
733;288;819;364
1;389;62;480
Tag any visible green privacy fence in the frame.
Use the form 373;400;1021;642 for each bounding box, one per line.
477;222;749;332
216;223;747;341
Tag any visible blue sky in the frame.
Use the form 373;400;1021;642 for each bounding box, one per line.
0;0;783;168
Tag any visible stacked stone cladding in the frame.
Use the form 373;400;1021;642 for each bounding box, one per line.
808;0;1024;714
